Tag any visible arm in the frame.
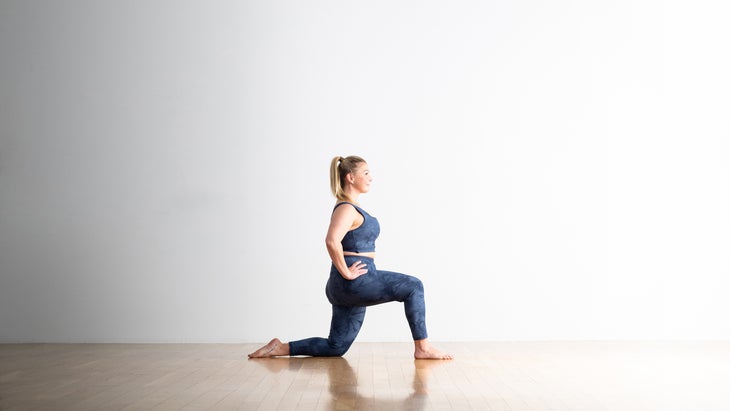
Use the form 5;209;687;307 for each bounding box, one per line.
325;204;368;280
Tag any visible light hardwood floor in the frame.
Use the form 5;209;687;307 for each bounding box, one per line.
1;341;730;410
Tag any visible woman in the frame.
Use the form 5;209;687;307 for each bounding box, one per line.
248;156;452;360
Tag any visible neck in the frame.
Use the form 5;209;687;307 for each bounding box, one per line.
343;189;361;204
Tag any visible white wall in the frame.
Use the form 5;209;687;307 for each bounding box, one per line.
1;0;728;343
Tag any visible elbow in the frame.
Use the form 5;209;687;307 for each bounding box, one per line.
325;237;339;252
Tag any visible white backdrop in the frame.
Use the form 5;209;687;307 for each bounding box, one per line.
1;0;729;343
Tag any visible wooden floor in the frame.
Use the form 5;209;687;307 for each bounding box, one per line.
1;342;730;410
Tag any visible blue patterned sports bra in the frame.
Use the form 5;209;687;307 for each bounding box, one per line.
333;202;380;253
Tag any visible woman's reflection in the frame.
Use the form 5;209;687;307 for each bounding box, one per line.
249;356;447;410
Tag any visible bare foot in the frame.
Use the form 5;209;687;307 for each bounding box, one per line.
414;341;454;360
248;338;290;358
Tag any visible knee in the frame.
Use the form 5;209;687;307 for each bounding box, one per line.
328;341;353;357
411;277;424;293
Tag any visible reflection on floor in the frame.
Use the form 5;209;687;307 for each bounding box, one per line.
249;355;435;410
1;341;730;410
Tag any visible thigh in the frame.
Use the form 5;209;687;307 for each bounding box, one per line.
373;269;424;301
328;305;367;345
336;269;421;306
327;256;424;306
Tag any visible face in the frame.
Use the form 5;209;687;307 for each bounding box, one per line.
348;162;373;193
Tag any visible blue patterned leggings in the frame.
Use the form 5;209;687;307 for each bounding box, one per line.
288;256;428;356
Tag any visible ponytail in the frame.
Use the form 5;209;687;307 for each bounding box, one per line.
330;155;366;202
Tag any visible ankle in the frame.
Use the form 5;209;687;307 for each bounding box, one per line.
414;339;430;350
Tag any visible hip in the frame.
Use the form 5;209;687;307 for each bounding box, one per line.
333;255;376;276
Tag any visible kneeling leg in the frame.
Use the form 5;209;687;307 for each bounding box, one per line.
288;305;366;357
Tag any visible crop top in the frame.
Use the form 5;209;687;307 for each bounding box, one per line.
334;202;380;253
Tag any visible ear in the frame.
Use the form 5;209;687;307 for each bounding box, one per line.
346;172;355;184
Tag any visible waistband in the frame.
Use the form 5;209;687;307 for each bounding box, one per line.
343;255;375;262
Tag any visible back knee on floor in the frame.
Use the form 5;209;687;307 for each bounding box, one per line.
327;340;353;357
328;346;350;357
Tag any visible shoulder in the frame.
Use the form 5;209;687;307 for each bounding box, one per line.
329;202;362;227
335;202;367;213
332;202;358;216
331;202;364;219
333;201;356;211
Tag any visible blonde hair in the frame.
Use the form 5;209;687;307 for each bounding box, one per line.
330;155;366;202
